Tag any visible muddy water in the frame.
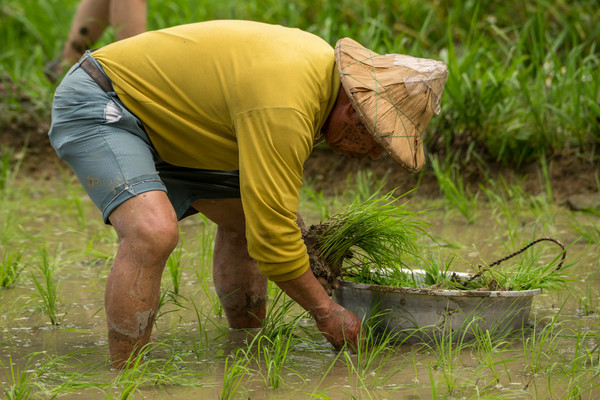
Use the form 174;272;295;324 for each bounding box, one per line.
1;190;599;399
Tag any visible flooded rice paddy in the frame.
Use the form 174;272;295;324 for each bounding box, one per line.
0;172;599;399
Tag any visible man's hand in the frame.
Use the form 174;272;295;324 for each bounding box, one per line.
276;268;362;352
313;301;362;352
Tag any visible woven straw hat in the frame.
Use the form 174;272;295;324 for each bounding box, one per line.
335;38;448;172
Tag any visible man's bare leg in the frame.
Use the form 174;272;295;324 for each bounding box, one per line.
192;198;267;328
276;268;362;351
106;190;179;368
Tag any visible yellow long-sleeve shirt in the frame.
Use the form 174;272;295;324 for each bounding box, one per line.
93;20;340;281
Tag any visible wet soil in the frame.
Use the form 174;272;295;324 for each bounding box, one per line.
305;146;600;205
297;215;344;293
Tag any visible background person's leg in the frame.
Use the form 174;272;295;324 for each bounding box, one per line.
61;0;111;67
191;198;268;329
109;0;147;40
106;190;179;369
46;0;147;81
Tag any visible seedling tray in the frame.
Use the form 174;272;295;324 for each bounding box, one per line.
333;270;541;343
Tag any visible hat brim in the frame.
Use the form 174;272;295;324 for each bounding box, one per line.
335;38;447;172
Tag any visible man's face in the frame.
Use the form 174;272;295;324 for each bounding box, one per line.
324;103;385;160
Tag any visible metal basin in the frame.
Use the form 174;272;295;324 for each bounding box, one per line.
333;272;541;343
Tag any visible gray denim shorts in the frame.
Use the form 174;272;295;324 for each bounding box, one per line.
48;56;240;224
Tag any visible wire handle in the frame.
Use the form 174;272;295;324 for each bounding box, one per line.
468;237;566;283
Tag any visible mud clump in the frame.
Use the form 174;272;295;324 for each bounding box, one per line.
297;215;346;295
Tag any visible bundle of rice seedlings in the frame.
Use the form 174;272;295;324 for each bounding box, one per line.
300;190;428;290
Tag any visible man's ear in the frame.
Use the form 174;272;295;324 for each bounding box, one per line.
343;101;355;119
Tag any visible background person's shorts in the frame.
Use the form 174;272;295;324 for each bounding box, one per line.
48;56;240;224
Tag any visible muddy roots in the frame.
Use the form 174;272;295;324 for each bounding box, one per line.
297;215;347;293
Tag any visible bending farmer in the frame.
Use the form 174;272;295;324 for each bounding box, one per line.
48;20;447;369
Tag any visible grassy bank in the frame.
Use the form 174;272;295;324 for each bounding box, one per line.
1;0;599;168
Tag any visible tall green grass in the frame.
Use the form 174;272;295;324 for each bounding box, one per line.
1;0;598;166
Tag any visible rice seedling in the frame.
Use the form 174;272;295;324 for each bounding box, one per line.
0;209;19;250
340;351;371;397
421;319;526;398
0;146;25;195
1;355;37;400
30;344;204;398
418;250;456;287
307;393;337;400
480;177;526;248
189;298;210;355
156;289;187;321
345;169;388;204
190;217;225;319
70;193;87;231
429;155;478;224
342;312;409;389
111;349;155;398
569;214;600;249
537;154;554;205
99;342;203;396
487;238;571;292
82;237;115;269
199;213;216;257
310;189;429;284
196;264;223;319
0;249;25;288
576;278;598;317
219;349;250;400
240;290;310;389
431;236;569;292
522;304;565;377
27;350;109;397
301;185;334;220
254;332;299;389
555;327;600;379
307;349;348;397
423;322;472;398
470;324;514;386
541;327;600;399
30;246;60;325
258;290;309;343
166;232;185;295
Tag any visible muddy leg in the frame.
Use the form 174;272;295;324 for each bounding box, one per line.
47;0;147;81
61;0;111;66
106;190;179;369
192;198;268;328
